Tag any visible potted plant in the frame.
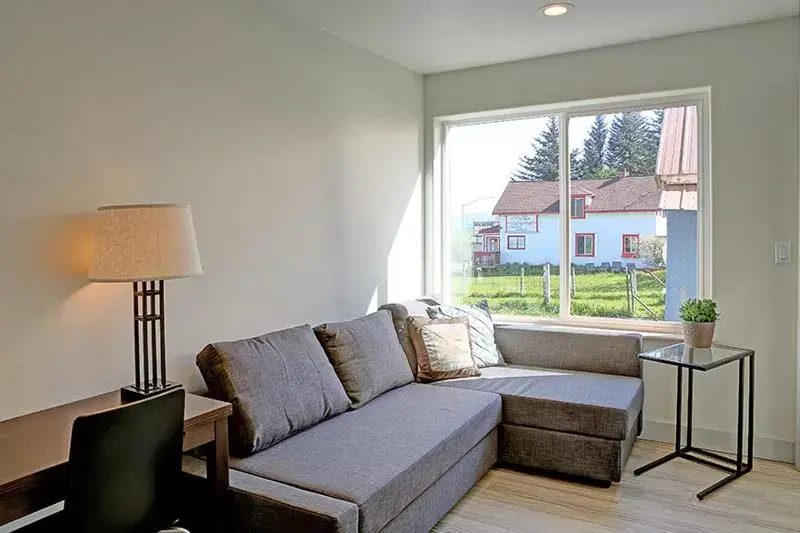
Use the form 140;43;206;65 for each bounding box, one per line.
679;299;720;348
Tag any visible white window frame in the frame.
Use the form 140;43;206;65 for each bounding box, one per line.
622;234;640;259
507;235;526;250
570;196;586;219
429;87;712;334
575;233;595;257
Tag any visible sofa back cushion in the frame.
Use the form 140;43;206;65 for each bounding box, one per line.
378;298;440;377
197;324;351;457
314;310;414;408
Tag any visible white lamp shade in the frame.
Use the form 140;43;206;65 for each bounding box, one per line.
89;204;202;282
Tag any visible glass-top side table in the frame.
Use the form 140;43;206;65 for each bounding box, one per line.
634;343;754;500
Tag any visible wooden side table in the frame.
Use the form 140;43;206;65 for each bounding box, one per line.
0;390;232;527
634;343;754;499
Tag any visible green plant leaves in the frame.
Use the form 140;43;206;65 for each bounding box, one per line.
679;298;720;323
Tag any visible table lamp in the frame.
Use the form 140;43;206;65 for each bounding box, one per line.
89;204;202;401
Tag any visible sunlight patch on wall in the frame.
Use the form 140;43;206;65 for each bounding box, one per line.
387;174;423;303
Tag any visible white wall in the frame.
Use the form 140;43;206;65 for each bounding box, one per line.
0;0;423;421
427;18;800;461
501;214;561;264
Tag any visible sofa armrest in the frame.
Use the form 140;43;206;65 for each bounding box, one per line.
182;456;358;533
494;324;643;378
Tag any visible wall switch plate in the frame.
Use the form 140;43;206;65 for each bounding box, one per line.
775;241;791;264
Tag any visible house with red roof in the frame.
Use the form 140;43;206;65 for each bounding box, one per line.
480;171;666;268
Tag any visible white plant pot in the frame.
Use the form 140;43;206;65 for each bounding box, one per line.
682;321;716;349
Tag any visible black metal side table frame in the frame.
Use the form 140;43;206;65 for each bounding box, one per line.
633;344;754;500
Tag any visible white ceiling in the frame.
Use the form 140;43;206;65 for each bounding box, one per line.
261;0;799;73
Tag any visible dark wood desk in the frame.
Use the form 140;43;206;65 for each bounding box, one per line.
0;390;233;527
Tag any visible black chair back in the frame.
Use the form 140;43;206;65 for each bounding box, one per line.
64;388;185;533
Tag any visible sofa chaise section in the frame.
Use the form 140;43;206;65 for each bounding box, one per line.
436;363;642;482
231;383;501;533
380;300;644;484
435;365;642;440
474;324;643;482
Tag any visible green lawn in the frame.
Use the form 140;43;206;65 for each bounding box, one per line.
453;269;666;320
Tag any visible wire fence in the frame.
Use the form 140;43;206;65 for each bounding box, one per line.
453;264;666;319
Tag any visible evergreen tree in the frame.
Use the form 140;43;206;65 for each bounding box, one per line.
575;115;608;179
643;109;664;174
511;116;560;181
569;148;581;180
605;111;652;176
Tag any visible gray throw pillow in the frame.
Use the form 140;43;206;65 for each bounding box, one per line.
197;324;351;457
427;300;506;368
314;310;414;408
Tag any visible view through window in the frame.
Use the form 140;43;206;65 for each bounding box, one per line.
446;103;700;322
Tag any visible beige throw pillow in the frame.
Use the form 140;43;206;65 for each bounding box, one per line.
407;316;481;382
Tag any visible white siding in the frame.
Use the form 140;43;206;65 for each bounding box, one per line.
499;212;659;266
656;213;667;236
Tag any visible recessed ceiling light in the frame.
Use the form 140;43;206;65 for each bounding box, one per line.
540;2;574;16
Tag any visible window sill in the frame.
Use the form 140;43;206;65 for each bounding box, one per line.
493;315;683;342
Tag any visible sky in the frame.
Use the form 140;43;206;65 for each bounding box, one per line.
448;111;658;226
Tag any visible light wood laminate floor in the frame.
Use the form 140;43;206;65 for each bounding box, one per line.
434;439;800;533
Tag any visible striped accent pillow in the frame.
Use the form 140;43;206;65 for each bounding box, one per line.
427;300;505;368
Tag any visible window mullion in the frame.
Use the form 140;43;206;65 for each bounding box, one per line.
438;123;450;301
558;113;571;319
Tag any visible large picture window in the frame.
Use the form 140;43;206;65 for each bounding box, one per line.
436;89;709;331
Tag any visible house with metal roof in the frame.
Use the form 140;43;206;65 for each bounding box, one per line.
657;106;699;320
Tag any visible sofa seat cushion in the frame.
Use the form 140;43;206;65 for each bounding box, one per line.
434;365;642;440
231;383;501;533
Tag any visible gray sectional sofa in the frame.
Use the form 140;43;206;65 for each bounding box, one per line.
185;299;644;533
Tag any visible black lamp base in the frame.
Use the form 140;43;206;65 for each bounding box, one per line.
124;279;180;404
120;381;182;403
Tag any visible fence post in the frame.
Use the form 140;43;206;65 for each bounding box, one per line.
462;263;468;299
625;269;632;316
570;266;576;297
519;266;525;295
630;267;638;315
543;263;551;306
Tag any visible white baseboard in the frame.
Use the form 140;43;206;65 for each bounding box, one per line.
641;420;795;464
